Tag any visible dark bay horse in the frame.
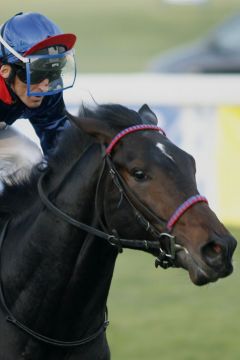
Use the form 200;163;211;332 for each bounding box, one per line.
0;104;236;359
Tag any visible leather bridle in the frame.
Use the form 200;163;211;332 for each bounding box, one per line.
37;124;208;269
0;124;208;349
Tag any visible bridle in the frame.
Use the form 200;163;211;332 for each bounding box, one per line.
37;124;208;270
101;152;207;268
102;124;208;268
0;124;208;349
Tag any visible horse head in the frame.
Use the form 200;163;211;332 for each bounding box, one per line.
68;103;237;286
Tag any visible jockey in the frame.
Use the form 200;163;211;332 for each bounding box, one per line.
0;12;77;178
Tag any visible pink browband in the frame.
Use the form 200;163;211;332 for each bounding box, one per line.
106;125;166;155
166;195;208;231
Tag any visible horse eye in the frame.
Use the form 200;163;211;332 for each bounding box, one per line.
132;169;148;181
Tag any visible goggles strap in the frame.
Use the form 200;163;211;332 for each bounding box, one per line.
0;13;27;65
0;34;28;63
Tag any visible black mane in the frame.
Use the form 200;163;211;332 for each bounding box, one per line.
81;103;143;129
50;103;143;168
0;103;143;217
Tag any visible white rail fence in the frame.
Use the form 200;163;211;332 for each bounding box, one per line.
15;74;240;226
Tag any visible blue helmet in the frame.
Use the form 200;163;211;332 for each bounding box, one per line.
0;12;76;64
0;12;77;96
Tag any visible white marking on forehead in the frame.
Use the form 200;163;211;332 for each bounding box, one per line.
156;143;175;162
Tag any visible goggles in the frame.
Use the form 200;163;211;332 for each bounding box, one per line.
0;34;76;96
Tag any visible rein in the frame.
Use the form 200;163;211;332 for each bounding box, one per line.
0;219;109;348
37;169;170;255
0;124;208;349
36;124;208;267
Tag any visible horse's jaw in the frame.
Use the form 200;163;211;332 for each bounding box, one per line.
175;248;234;286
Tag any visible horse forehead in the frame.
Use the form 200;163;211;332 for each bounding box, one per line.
122;133;173;159
156;142;175;162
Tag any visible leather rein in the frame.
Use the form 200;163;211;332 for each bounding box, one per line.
37;124;208;268
0;124;208;349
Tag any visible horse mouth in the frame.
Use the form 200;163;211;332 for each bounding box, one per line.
175;248;233;286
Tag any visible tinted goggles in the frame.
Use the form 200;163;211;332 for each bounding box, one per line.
14;64;61;84
0;33;76;95
12;49;76;96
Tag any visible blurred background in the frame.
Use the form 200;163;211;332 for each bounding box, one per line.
2;1;240;359
2;0;240;72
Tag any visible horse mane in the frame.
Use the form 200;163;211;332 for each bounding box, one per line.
0;103;143;217
80;103;142;130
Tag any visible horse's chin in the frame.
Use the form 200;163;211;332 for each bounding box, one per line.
175;249;233;286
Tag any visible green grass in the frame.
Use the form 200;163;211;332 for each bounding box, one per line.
108;227;240;360
1;0;240;72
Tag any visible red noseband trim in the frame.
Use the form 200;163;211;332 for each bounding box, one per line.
166;195;209;232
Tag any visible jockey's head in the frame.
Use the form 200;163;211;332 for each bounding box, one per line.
0;12;77;107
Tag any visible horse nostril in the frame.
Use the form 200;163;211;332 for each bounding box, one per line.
211;243;222;254
201;242;224;268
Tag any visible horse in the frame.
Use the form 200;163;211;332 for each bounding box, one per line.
0;103;236;360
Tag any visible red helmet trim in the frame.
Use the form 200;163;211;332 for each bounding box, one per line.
24;33;77;56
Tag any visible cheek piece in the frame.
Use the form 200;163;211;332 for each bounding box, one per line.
105;124;208;268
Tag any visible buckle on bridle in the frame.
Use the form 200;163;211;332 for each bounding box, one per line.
107;229;123;253
155;233;176;269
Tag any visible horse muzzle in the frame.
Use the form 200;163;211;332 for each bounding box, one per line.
174;233;237;286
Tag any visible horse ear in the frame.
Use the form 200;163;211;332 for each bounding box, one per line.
138;104;158;125
66;111;113;143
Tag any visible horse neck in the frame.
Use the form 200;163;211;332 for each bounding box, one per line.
49;143;103;217
3;143;118;346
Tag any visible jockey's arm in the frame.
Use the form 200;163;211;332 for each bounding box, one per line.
29;92;70;156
